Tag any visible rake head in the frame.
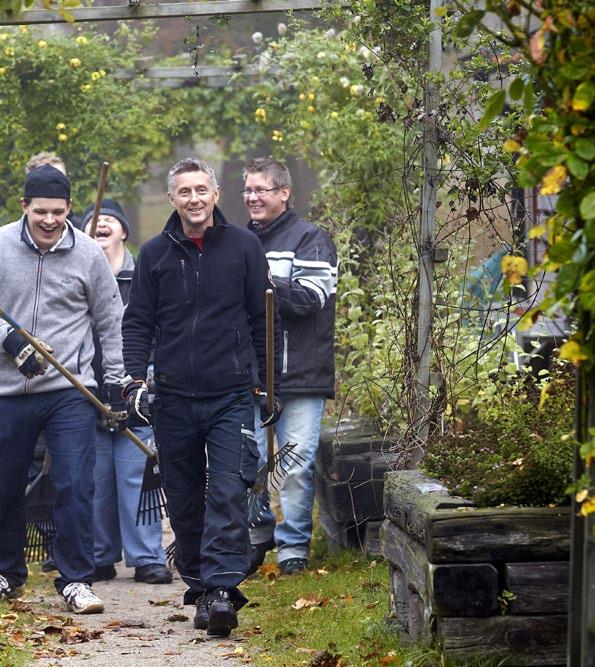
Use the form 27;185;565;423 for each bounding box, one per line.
165;539;176;567
25;472;56;563
247;441;304;528
136;455;169;526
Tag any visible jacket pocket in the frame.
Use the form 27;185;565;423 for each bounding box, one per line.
239;426;259;486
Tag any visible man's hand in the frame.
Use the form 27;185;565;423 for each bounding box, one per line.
255;389;282;427
3;330;53;379
100;383;128;432
121;377;151;427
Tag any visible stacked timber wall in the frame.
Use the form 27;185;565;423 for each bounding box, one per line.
382;470;571;666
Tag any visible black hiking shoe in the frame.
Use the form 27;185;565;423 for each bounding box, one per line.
134;564;172;584
246;537;276;576
194;594;209;630
279;558;308;575
91;564;117;582
205;588;238;637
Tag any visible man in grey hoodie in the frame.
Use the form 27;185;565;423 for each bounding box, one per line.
0;165;125;614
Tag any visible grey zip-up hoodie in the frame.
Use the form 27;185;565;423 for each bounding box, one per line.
0;217;125;396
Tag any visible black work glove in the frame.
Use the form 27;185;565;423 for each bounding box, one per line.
3;329;53;379
121;378;151;427
255;389;282;427
99;383;128;432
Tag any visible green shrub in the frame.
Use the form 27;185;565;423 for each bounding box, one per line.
422;365;575;507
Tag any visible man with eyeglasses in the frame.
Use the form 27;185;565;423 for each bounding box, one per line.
121;156;280;637
242;158;337;576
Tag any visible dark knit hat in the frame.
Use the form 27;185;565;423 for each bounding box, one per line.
24;164;71;200
82;198;130;240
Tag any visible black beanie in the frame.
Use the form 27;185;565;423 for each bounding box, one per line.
82;198;130;240
24;164;71;200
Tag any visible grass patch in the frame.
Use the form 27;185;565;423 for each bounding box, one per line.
239;549;400;666
237;525;512;667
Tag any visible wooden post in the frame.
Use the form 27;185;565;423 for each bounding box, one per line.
413;0;442;465
568;350;595;666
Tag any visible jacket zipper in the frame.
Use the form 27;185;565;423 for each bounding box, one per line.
25;254;45;394
282;330;288;374
167;232;199;397
180;258;190;304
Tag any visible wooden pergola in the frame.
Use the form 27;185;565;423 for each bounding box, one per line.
0;0;323;25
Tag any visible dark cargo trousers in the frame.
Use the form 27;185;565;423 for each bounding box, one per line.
153;389;258;608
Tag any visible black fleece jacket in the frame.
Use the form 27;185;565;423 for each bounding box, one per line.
122;207;279;398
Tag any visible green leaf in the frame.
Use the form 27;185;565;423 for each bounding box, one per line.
555;263;580;298
523;81;535;115
455;10;485;38
547;239;576;263
479;89;505;131
567;154;589;180
572;81;594;112
575;138;595;161
578;271;595;312
580;191;595;220
508;77;524;101
585;219;595;244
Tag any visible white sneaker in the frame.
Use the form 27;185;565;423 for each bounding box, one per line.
60;582;104;614
0;574;23;600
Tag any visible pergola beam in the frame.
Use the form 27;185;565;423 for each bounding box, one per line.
0;0;322;26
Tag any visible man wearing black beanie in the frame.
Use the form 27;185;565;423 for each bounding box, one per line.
0;164;126;614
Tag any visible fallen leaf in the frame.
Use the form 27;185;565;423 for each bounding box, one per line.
292;596;328;610
316;569;329;575
366;601;380;608
258;563;280;579
379;654;401;665
296;647;317;654
9;599;31;612
148;599;170;606
166;614;189;622
309;649;343;666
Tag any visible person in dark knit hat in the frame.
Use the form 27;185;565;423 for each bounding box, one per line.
0;164;127;615
83;198;171;586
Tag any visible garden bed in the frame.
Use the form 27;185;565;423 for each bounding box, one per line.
381;469;570;666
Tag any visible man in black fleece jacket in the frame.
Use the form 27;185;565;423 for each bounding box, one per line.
121;157;280;638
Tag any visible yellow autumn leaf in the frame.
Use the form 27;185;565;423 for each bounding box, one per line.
528;225;546;239
579;496;595;517
558;340;589;366
503;139;522;153
575;489;588;503
540;165;567;195
538;382;550;411
501;255;528;285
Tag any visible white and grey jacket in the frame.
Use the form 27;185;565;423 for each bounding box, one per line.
0;217;125;396
248;209;337;398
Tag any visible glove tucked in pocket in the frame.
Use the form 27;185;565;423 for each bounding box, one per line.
239;426;260;487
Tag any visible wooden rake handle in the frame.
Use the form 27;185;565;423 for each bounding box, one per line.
0;307;154;459
265;289;275;472
86;161;110;238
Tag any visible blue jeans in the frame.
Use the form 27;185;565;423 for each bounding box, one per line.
250;395;325;562
0;389;96;592
93;425;166;568
153;390;257;608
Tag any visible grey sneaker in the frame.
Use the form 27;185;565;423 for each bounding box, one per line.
60;582;104;614
0;575;23;600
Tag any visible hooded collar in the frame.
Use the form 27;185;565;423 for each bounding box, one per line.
19;215;76;254
247;208;298;239
163;205;229;246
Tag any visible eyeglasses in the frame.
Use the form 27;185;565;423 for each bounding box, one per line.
241;187;280;198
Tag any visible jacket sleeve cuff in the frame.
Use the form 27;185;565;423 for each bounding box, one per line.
2;329;27;357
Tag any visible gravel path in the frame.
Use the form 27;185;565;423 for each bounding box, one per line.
32;565;246;667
